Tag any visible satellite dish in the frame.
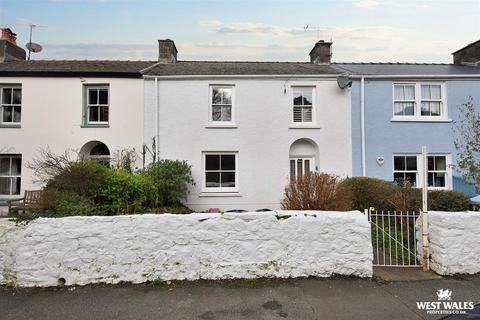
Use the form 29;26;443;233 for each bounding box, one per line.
26;42;42;53
337;74;352;89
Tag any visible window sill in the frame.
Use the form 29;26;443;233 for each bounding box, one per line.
0;124;21;128
81;124;110;128
390;117;452;123
198;192;242;197
289;125;321;129
205;124;238;129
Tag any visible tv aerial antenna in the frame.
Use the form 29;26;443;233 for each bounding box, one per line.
304;25;332;42
26;23;47;60
304;25;321;38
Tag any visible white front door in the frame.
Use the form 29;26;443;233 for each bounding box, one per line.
290;157;315;182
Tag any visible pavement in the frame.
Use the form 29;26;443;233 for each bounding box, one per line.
1;274;480;320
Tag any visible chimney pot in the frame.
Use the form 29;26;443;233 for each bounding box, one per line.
0;28;26;62
309;40;332;64
158;39;177;63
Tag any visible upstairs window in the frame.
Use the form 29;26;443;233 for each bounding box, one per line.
421;85;442;116
393;83;446;120
394;84;415;116
84;85;109;125
210;86;233;123
1;86;21;125
293;87;314;123
0;154;21;195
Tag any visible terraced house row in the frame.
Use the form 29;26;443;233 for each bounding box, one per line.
1;27;479;212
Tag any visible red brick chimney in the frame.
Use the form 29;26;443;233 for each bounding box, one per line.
1;28;18;46
0;28;26;62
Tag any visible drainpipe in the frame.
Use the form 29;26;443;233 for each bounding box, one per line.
360;76;366;176
155;76;159;161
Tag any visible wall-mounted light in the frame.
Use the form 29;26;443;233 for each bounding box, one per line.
376;156;385;166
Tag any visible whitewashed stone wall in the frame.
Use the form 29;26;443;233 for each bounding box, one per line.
0;211;372;287
418;211;480;275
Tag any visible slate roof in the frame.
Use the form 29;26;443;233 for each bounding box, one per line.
0;60;155;77
142;61;341;76
332;63;480;76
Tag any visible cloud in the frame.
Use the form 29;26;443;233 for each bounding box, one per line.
34;43;156;60
199;20;304;36
352;0;380;8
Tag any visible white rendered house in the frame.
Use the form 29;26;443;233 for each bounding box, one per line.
0;29;150;213
143;40;352;211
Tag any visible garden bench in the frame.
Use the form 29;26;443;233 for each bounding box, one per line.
7;190;42;216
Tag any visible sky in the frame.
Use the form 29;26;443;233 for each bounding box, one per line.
0;0;479;63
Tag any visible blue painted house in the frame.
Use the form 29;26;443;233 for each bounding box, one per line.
333;41;480;197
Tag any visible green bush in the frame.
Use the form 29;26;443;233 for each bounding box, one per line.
47;161;109;197
344;177;471;212
97;170;157;214
428;190;470;211
57;193;97;216
145;160;195;206
343;177;398;211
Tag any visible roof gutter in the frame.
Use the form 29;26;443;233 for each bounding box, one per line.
142;74;340;80
347;74;480;79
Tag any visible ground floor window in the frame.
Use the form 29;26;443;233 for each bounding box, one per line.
0;154;21;195
393;154;450;189
428;155;447;188
290;157;315;182
203;152;237;192
393;155;418;186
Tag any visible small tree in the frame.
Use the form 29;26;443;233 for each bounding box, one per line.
111;148;139;173
26;147;78;184
145;160;195;206
454;97;480;189
281;172;351;211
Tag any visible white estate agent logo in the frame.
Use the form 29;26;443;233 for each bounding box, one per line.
416;289;474;315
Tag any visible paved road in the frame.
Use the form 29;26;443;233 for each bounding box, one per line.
1;275;480;320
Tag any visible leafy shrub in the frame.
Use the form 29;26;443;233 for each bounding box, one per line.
97;170;157;214
388;183;422;212
343;177;398;211
428;190;470;211
56;193;96;216
36;187;61;211
145;160;195;206
150;204;194;215
281;172;351;211
47;161;109;197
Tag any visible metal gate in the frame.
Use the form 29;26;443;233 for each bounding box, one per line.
366;209;420;267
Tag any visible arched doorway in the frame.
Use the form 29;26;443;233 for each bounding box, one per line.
289;138;319;181
79;141;110;166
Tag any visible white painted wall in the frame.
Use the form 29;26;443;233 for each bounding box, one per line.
0;77;144;208
144;77;352;211
417;211;480;275
0;211;373;287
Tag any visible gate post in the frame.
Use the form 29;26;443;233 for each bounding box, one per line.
421;146;430;271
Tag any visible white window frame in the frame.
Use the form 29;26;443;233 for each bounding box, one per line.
209;85;235;125
85;85;109;125
291;86;316;125
427;154;451;190
392;82;448;121
392;153;452;190
0;154;22;196
290;157;315;182
392;154;419;187
202;151;239;193
0;85;22;126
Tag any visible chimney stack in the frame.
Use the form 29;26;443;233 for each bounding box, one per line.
452;40;480;66
0;28;26;62
158;39;177;63
309;40;332;64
